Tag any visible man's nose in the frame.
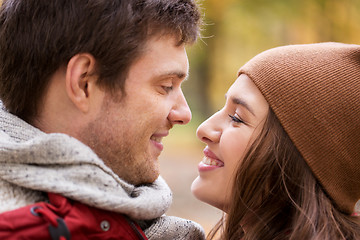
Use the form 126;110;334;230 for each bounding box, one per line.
168;91;192;125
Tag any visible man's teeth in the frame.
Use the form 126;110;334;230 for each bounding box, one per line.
202;157;223;167
151;136;162;143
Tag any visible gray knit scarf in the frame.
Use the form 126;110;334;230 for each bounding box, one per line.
0;103;205;239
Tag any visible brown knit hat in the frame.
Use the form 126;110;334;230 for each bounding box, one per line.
239;42;360;215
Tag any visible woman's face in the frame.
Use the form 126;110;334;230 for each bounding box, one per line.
191;74;269;212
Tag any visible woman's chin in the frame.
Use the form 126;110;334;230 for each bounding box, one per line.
191;177;228;212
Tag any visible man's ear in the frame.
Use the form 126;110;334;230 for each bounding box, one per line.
65;53;98;113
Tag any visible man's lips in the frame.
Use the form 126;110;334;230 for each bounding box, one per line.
151;131;169;141
150;132;169;151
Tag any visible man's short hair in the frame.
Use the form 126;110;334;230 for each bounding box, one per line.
0;0;201;122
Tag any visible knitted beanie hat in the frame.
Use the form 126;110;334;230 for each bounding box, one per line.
239;42;360;215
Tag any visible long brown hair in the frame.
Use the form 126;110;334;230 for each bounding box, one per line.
209;109;360;240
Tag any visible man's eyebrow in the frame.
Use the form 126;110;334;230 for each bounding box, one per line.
225;94;256;116
157;71;188;81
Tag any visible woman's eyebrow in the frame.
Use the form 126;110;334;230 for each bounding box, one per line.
225;94;256;116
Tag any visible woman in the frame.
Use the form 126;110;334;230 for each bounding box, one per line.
191;42;360;240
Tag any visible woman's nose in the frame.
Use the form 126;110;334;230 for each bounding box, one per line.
196;111;222;144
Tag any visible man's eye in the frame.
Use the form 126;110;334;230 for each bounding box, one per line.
228;114;245;124
162;86;173;93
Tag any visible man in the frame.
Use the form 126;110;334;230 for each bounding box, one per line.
0;0;204;239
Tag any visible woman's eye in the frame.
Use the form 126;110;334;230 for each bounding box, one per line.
228;114;245;124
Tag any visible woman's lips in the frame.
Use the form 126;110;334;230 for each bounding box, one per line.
203;147;221;161
198;147;224;171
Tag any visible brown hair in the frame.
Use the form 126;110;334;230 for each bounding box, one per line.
208;109;360;240
0;0;201;122
239;43;360;215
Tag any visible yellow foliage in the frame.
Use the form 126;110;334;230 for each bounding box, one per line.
188;0;360;119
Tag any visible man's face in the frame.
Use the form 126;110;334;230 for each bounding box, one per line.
79;36;191;185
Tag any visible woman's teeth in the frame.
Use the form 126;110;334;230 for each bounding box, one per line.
202;157;224;167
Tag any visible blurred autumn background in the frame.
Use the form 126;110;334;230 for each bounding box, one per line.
159;0;360;234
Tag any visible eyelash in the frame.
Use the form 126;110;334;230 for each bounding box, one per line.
228;114;245;124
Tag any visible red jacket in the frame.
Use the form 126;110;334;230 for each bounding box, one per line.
0;193;148;240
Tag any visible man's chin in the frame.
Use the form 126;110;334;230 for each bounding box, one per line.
126;171;160;186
